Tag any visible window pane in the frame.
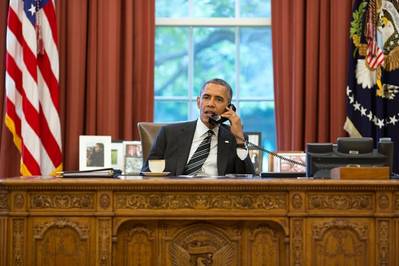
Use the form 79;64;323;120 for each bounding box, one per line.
239;27;273;99
240;0;271;17
154;1;276;171
239;101;276;171
154;101;188;122
156;0;188;18
193;0;235;18
193;27;236;96
190;100;200;120
155;27;189;97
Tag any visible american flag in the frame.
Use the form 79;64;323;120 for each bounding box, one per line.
365;6;384;70
366;40;384;69
5;0;62;176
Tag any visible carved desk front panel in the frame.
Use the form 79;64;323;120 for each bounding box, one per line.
1;177;399;266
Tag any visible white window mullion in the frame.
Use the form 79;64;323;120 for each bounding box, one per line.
236;0;241;111
188;26;194;119
188;0;193;17
236;0;240;18
188;0;194;119
235;26;240;111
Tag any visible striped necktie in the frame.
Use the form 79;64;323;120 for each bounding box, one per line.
184;130;214;175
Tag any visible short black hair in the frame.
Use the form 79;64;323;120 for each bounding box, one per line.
200;78;233;103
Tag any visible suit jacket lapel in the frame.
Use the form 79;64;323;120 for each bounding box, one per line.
217;125;233;175
175;121;197;175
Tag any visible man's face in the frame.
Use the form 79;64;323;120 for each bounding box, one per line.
95;144;102;152
197;83;230;128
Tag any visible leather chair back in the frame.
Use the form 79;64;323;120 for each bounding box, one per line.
137;122;166;161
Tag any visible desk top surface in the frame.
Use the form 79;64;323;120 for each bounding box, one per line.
1;176;399;191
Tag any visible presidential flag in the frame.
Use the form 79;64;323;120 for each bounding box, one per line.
5;0;62;176
344;0;399;173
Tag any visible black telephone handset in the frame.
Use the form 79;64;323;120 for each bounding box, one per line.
209;104;236;125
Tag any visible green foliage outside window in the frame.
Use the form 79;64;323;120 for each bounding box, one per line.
155;0;275;170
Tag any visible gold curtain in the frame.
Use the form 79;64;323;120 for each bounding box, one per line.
272;0;352;150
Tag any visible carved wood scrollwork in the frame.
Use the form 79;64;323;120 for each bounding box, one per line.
116;193;286;210
33;218;89;240
394;193;399;210
248;224;281;264
13;219;25;266
98;219;111;266
99;194;111;209
114;223;156;265
14;193;24;209
377;220;389;266
291;193;303;209
378;194;390;210
312;219;368;241
31;193;94;209
309;194;372;210
292;219;304;266
169;223;236;266
127;226;155;240
311;219;369;265
0;191;8;210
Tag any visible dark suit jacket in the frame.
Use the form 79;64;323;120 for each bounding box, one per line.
142;120;255;176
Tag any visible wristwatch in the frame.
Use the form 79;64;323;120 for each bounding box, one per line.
236;143;248;149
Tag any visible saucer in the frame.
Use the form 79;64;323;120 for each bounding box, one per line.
142;172;171;177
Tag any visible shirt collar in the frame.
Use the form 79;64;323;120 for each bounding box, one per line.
196;119;219;137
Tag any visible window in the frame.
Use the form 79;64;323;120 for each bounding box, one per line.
154;0;275;170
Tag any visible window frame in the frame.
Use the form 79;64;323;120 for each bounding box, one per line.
155;16;272;119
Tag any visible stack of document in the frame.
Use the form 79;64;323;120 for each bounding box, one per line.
57;168;121;178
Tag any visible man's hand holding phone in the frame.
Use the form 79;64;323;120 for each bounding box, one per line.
221;105;246;145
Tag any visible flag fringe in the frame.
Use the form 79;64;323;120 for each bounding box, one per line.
50;163;63;176
4;114;22;152
20;162;32;176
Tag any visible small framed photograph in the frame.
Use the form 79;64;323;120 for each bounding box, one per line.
246;132;261;146
123;141;143;157
270;152;306;173
79;135;112;170
111;141;124;170
245;132;262;173
124;157;143;175
249;149;262;174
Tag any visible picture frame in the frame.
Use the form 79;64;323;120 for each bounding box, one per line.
246;132;261;146
79;135;112;171
249;149;262;174
111;141;124;171
123;141;143;158
245;132;262;174
124;157;143;175
122;141;143;175
269;152;306;173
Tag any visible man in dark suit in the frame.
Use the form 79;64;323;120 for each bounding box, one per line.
142;78;255;176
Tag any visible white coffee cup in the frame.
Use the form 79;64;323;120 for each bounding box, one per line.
148;159;165;173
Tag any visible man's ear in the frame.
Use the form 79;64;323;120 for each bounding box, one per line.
196;96;200;109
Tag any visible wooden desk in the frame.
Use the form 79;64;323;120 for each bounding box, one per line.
1;177;399;265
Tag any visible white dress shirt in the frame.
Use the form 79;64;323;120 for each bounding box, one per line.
186;119;248;176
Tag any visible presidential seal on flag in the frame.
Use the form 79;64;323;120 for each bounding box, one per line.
344;0;399;173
